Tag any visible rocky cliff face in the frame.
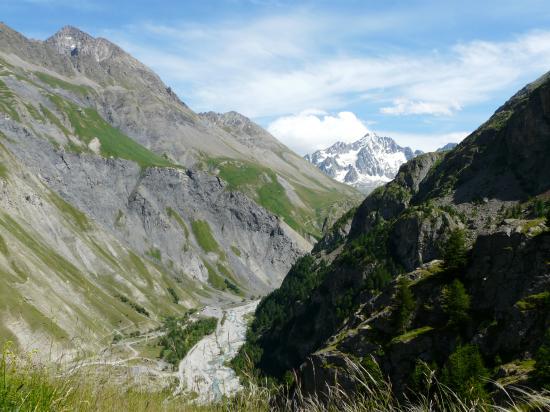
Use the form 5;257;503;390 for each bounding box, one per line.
0;23;362;354
238;70;550;398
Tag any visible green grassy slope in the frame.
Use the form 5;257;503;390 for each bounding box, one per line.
207;158;359;238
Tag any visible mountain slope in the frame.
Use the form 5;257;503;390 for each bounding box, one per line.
0;139;200;358
0;23;362;353
7;24;362;238
200;111;361;237
235;70;550;398
305;133;423;193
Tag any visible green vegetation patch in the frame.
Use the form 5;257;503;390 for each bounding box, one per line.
192;220;221;254
209;159;303;233
23;103;44;122
202;259;241;295
159;314;217;365
217;262;243;294
0;234;8;256
167;287;179;304
145;247;162;261
391;326;433;344
34;71;93;96
516;291;550;311
166;207;189;238
232;255;329;376
0;78;20;122
224;279;242;295
257;175;300;231
203;259;226;290
207;157;361;238
483;109;513;132
115;293;150;317
128;252;151;280
48;94;173;168
0;163;7;179
39;104;70;136
521;218;546;236
441;344;489;402
48;191;90;231
231;245;241;257
411;262;444;286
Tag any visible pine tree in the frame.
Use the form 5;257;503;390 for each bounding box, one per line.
394;277;416;333
442;229;468;273
441;344;489;402
442;279;471;326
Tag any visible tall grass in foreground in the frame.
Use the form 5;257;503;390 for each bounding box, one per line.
1;344;549;411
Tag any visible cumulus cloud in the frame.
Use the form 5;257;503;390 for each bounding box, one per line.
267;111;370;154
268;109;469;154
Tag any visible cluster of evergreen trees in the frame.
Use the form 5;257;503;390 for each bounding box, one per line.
159;314;217;365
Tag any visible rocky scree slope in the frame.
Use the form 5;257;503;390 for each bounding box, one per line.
0;23;349;354
0;135;197;359
235;71;550;399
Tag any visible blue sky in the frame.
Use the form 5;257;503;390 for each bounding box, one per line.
2;0;550;153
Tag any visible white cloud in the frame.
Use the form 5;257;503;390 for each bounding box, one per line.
105;19;550;118
381;98;462;116
268;109;470;154
377;131;470;152
267;111;369;154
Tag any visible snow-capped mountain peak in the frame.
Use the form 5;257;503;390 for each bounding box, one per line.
305;133;422;193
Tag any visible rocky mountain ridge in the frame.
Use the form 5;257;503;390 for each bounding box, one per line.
235;69;550;400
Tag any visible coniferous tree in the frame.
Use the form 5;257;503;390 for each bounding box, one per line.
394;277;415;333
441;344;489;402
442;279;471;326
442;229;468;273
